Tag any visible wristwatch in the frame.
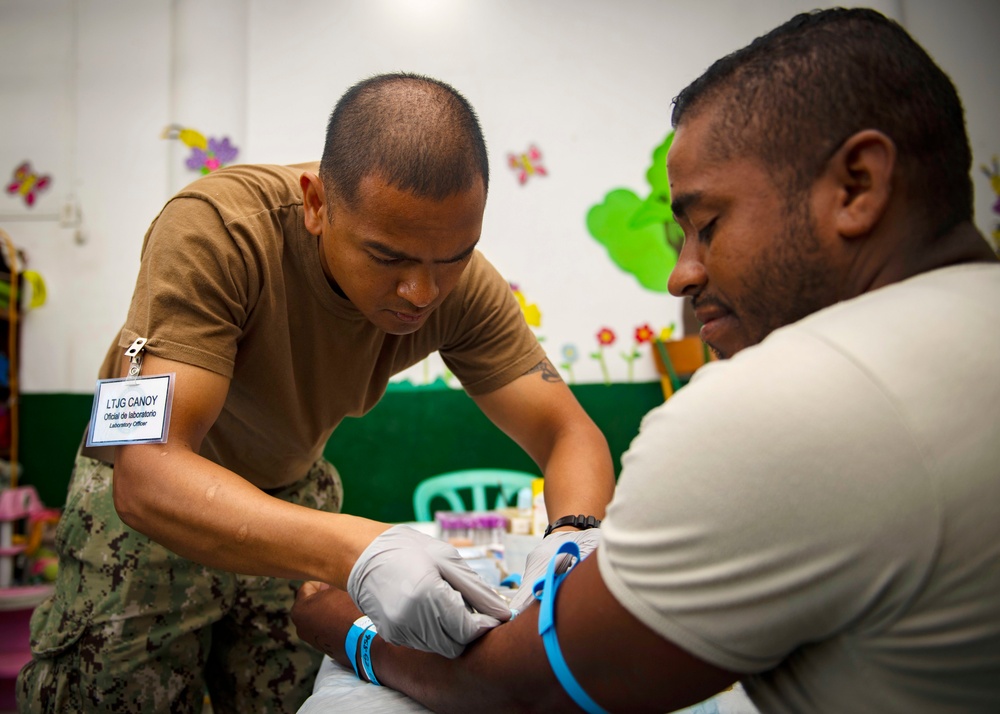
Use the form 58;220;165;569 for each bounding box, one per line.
543;514;601;538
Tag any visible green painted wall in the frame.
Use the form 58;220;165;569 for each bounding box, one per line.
20;382;663;521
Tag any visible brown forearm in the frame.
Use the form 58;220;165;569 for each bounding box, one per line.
110;354;391;586
114;446;388;586
472;364;616;523
540;420;616;522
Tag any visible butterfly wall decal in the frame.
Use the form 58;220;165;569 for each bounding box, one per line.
508;145;547;185
6;161;51;207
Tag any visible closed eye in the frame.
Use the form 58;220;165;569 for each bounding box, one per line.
698;218;717;244
368;253;404;266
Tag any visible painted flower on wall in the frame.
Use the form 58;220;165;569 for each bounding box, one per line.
162;124;240;175
620;322;656;382
186;137;239;175
634;323;655;344
590;327;616;385
510;283;542;328
559;343;579;384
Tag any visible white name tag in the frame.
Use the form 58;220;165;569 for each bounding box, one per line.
86;373;174;447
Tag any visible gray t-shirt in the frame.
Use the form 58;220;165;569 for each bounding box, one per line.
599;263;1000;712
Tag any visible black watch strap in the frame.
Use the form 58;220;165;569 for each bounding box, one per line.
543;514;601;538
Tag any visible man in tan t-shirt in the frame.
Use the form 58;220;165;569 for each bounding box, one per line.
17;73;615;713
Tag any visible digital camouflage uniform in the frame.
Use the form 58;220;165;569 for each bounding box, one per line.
16;454;343;714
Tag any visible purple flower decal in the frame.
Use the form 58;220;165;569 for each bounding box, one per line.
186;136;239;174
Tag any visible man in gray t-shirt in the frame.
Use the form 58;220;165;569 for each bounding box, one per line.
291;9;1000;714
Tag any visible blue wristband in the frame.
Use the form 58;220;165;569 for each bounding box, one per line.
533;541;609;714
359;626;382;686
345;615;374;681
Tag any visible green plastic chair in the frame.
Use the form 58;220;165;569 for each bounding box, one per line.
412;469;539;522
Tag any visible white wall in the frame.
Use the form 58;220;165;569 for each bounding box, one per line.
1;0;997;392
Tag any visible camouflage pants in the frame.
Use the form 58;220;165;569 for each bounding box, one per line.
17;453;343;714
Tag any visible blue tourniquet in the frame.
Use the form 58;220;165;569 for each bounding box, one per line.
532;540;610;714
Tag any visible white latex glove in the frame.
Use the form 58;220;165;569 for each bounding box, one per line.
346;524;512;658
508;528;602;612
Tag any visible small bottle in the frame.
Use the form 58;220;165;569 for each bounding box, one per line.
489;514;508;547
470;514;486;545
436;513;455;542
460;515;476;545
515;486;532;513
508;487;533;535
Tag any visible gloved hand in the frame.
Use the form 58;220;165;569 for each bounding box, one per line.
508;528;602;612
346;524;511;658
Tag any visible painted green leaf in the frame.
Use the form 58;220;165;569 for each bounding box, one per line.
630;131;675;228
586;188;676;293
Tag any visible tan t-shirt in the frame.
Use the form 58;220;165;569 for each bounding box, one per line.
96;163;545;489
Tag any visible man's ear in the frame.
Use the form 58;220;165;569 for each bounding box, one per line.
300;171;327;236
826;129;896;239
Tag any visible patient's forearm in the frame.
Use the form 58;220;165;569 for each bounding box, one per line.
372;607;573;714
293;584;563;711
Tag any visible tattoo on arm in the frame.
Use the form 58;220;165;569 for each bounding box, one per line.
525;359;563;384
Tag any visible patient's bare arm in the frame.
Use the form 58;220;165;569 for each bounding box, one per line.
292;555;740;713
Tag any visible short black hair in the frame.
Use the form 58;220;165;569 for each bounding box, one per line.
320;72;489;208
671;7;972;237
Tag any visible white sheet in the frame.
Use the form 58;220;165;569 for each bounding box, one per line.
297;655;432;714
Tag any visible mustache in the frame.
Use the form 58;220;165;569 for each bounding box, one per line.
690;294;729;313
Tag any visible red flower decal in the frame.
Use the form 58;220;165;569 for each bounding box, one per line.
634;324;654;344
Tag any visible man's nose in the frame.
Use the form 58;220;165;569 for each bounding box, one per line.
667;237;707;298
397;268;439;308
